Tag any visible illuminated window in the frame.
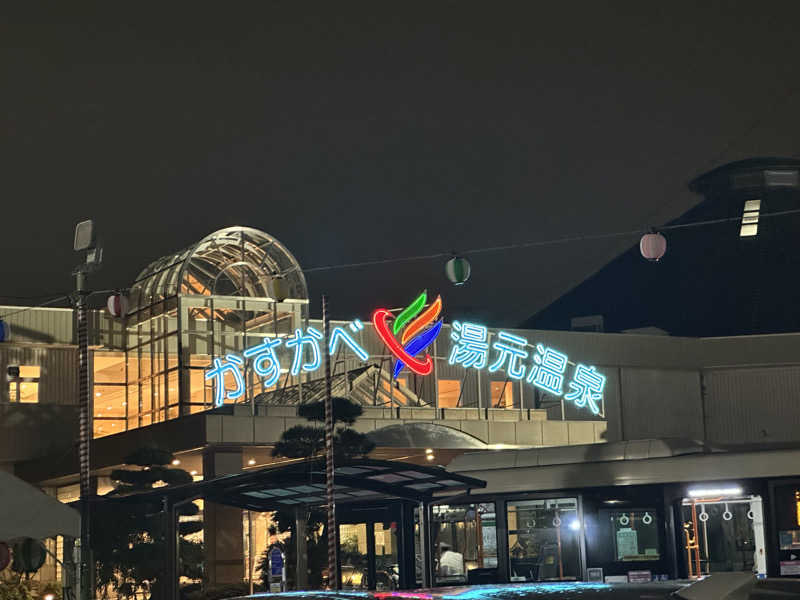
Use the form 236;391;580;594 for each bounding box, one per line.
604;510;660;562
490;380;513;408
438;380;461;408
8;365;40;403
740;199;760;237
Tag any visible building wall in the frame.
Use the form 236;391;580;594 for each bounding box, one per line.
704;366;800;443
0;343;80;466
0;343;78;405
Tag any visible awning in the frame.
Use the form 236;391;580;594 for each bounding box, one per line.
0;470;80;541
102;458;486;511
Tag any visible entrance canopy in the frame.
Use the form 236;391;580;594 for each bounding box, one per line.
107;458;486;511
0;471;80;541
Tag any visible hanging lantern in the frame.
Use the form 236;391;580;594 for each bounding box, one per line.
0;319;9;342
445;256;471;285
11;538;46;574
640;231;667;262
106;293;129;318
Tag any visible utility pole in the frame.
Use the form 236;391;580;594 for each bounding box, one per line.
321;295;338;590
73;220;102;600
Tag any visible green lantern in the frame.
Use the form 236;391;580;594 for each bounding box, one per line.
11;538;46;574
445;256;471;285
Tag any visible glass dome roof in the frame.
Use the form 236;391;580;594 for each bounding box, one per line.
129;227;308;312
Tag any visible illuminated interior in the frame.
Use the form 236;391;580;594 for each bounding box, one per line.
438;380;461;408
490;381;513;408
8;365;40;403
92;227;309;438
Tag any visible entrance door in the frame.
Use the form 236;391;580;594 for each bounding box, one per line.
338;520;399;590
680;495;766;577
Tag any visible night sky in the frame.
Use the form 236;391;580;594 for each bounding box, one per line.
2;3;799;325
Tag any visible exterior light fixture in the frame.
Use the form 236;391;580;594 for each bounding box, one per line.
569;519;581;531
190;470;198;476
426;454;435;461
425;448;434;454
688;486;743;498
171;459;180;466
248;458;256;466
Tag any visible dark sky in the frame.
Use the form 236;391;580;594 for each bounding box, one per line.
2;2;799;325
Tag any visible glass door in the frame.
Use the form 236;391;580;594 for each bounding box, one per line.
507;497;582;581
340;523;369;590
339;520;400;590
680;495;765;577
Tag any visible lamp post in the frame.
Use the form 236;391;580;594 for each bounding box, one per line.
73;220;102;600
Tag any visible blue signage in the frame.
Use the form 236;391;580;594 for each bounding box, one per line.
269;546;283;577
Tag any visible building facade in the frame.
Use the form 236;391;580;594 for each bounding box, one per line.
2;219;800;587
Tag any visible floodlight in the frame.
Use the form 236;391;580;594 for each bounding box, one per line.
74;220;96;251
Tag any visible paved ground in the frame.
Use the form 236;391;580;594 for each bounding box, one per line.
412;582;685;599
231;582;686;600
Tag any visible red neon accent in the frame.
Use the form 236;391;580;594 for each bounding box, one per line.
401;295;442;344
372;308;433;376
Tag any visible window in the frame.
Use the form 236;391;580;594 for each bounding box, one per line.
8;365;40;403
740;199;760;237
602;509;660;561
94;351;127;438
490;380;513;408
507;498;581;581
432;503;497;585
438;380;461;408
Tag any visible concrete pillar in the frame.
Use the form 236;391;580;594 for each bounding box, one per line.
202;447;245;585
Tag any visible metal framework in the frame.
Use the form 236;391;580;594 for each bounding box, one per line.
99;458;485;599
105;228;310;433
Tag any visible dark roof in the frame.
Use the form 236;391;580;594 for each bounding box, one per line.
689;156;800;194
98;458;486;511
524;158;800;336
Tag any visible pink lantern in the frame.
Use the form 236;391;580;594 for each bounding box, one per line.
106;294;129;318
640;232;666;261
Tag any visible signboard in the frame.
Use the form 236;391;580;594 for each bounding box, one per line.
587;568;603;582
269;546;283;577
780;560;800;576
627;570;652;583
267;545;285;592
205;292;607;414
616;528;639;560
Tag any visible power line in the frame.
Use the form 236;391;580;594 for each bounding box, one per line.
303;207;800;274
0;289;118;321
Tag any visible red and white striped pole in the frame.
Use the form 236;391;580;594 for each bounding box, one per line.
321;295;339;589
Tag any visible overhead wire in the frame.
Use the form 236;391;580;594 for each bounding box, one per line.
302;207;800;274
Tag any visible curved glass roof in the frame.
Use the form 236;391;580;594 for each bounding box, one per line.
129;226;308;312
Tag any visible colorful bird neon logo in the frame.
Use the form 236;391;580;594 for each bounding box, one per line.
372;291;443;378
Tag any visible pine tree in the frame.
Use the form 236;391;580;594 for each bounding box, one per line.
263;397;374;588
93;447;203;600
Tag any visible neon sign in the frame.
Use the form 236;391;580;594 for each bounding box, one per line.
372;291;443;377
205;293;606;414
